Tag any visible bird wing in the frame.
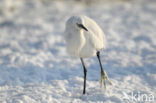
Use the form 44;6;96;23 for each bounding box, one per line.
83;16;106;51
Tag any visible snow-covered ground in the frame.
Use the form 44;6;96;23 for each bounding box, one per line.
0;0;156;103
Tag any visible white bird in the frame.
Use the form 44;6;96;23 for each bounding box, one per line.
64;15;112;94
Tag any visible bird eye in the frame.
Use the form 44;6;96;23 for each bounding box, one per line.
76;23;88;31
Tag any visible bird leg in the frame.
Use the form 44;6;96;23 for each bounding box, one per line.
80;58;87;94
97;51;112;89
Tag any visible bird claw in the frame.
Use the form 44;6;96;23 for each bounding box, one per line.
100;70;112;89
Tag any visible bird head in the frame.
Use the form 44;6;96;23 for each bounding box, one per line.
66;16;88;32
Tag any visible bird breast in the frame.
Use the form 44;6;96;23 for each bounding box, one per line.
65;30;86;57
65;30;99;58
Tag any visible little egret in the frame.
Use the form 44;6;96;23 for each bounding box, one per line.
64;15;112;94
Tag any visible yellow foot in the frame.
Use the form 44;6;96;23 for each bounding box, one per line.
100;70;112;89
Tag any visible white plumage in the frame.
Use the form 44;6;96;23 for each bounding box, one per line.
64;15;106;58
64;15;112;94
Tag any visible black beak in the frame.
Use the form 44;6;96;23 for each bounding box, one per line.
77;23;88;31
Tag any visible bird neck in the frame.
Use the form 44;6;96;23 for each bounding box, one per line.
74;30;85;50
77;30;85;41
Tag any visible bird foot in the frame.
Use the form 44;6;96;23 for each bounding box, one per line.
100;70;112;89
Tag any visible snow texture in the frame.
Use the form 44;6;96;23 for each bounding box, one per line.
0;0;156;103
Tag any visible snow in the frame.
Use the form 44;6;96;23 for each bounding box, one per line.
0;0;156;103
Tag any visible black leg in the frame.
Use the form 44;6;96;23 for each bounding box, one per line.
97;51;104;72
80;58;87;94
97;51;112;88
97;51;106;88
